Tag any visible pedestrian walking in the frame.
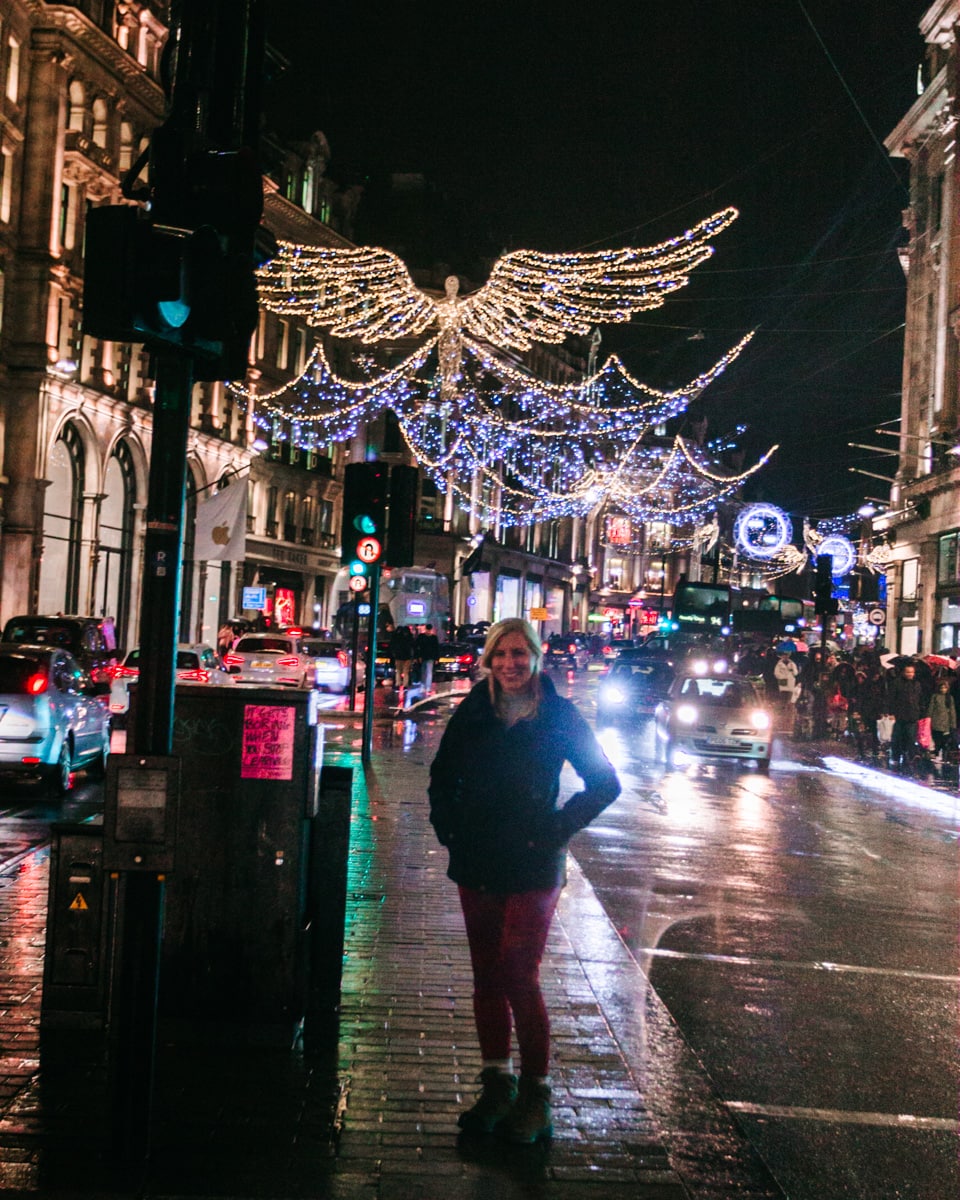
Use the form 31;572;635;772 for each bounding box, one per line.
217;622;235;658
887;661;924;771
414;622;440;694
428;618;620;1143
927;680;957;761
389;624;415;690
774;652;799;707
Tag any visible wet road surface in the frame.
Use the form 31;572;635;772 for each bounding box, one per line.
555;669;960;1200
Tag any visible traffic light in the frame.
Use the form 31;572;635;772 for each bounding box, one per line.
387;465;419;568
814;554;839;616
341;462;388;584
82;149;264;381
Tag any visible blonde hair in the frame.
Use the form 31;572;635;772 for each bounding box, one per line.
480;618;544;722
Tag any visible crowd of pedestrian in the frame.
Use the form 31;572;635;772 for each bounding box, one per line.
735;640;959;776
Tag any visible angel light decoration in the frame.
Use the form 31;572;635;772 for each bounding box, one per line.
257;207;739;401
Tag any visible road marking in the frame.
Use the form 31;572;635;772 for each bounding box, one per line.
642;946;958;984
725;1101;958;1132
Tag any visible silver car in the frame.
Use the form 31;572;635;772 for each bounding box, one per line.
109;642;234;725
299;639;365;694
655;671;772;769
222;633;308;687
0;644;111;793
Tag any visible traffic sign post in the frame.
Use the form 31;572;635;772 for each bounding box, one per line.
868;608;886;627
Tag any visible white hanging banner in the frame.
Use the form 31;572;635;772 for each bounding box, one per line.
194;481;248;562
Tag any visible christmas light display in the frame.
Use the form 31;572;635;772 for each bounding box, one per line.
733;502;793;560
238;207;775;527
816;534;857;576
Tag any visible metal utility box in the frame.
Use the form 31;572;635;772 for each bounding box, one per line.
41;822;114;1029
154;684;330;1044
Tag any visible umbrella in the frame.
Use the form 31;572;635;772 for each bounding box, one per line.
776;640;798;654
794;640;809;653
924;654;958;670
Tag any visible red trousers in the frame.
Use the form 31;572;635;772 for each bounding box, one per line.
458;885;561;1078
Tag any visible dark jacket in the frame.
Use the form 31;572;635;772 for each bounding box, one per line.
428;675;620;892
415;631;440;662
389;626;414;660
887;674;924;723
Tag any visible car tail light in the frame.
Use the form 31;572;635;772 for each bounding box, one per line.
109;702;126;713
276;656;300;668
285;628;303;638
177;669;210;683
25;673;47;695
115;665;140;679
568;643;576;653
457;654;473;665
337;650;349;668
21;756;41;765
222;653;243;668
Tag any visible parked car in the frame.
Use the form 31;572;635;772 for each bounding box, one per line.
109;643;234;725
222;633;309;687
299;638;365;693
373;642;394;684
0;644;111;793
654;671;771;770
543;633;591;671
0;614;118;684
434;642;480;680
596;659;676;725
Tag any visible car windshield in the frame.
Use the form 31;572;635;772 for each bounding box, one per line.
679;677;754;707
2;621;74;649
0;654;48;692
610;664;672;684
237;637;292;653
302;642;341;657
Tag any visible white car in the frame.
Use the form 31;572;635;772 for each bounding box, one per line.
655;671;772;770
0;644;111;794
222;633;308;687
110;642;234;725
300;638;365;693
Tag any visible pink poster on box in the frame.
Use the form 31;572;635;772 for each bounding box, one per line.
241;704;296;780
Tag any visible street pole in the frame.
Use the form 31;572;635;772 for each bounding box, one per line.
362;563;381;763
349;596;361;711
112;351;193;1160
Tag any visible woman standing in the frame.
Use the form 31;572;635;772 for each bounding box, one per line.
428;619;620;1143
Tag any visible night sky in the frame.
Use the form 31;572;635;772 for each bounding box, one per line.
263;2;929;521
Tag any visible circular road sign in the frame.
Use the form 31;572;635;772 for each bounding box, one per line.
348;575;367;593
867;608;886;626
356;536;382;564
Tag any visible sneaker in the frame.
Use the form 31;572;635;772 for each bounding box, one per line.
458;1068;517;1133
497;1077;553;1144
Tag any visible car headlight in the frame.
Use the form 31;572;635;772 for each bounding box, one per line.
691;659;708;675
602;685;627;705
750;709;771;731
676;703;698;725
713;659;728;673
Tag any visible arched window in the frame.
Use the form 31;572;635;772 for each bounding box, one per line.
67;81;85;133
92;98;108;149
283;491;297;542
96;440;135;636
39;424;85;614
181;471;199;642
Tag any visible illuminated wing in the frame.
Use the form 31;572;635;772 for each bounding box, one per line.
256;242;437;343
459;207;738;351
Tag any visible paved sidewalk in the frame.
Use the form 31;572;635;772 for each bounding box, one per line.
0;714;784;1198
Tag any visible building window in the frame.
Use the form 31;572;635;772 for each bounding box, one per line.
938;532;959;585
68;81;85;132
119;122;134;173
0;147;11;223
92;98;108;148
901;558;920;602
97;441;135;637
283;491;297;542
5;36;20;104
39;424;85;614
301;496;315;545
275;318;290;370
265;486;278;537
294;327;307;375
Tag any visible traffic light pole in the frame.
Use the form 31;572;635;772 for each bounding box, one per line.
111;351;193;1160
362;563;381;764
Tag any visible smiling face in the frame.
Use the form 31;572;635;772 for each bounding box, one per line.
488;630;535;694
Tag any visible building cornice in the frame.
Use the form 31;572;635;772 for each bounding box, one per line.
886;65;950;158
263;190;353;248
24;4;165;115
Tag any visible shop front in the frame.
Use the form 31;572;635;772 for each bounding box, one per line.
242;540;337;631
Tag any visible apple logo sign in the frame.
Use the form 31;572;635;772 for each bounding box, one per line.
211;524;231;546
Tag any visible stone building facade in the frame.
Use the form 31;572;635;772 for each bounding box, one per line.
879;0;960;656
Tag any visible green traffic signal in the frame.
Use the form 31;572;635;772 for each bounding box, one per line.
348;560;368;577
353;514;377;535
